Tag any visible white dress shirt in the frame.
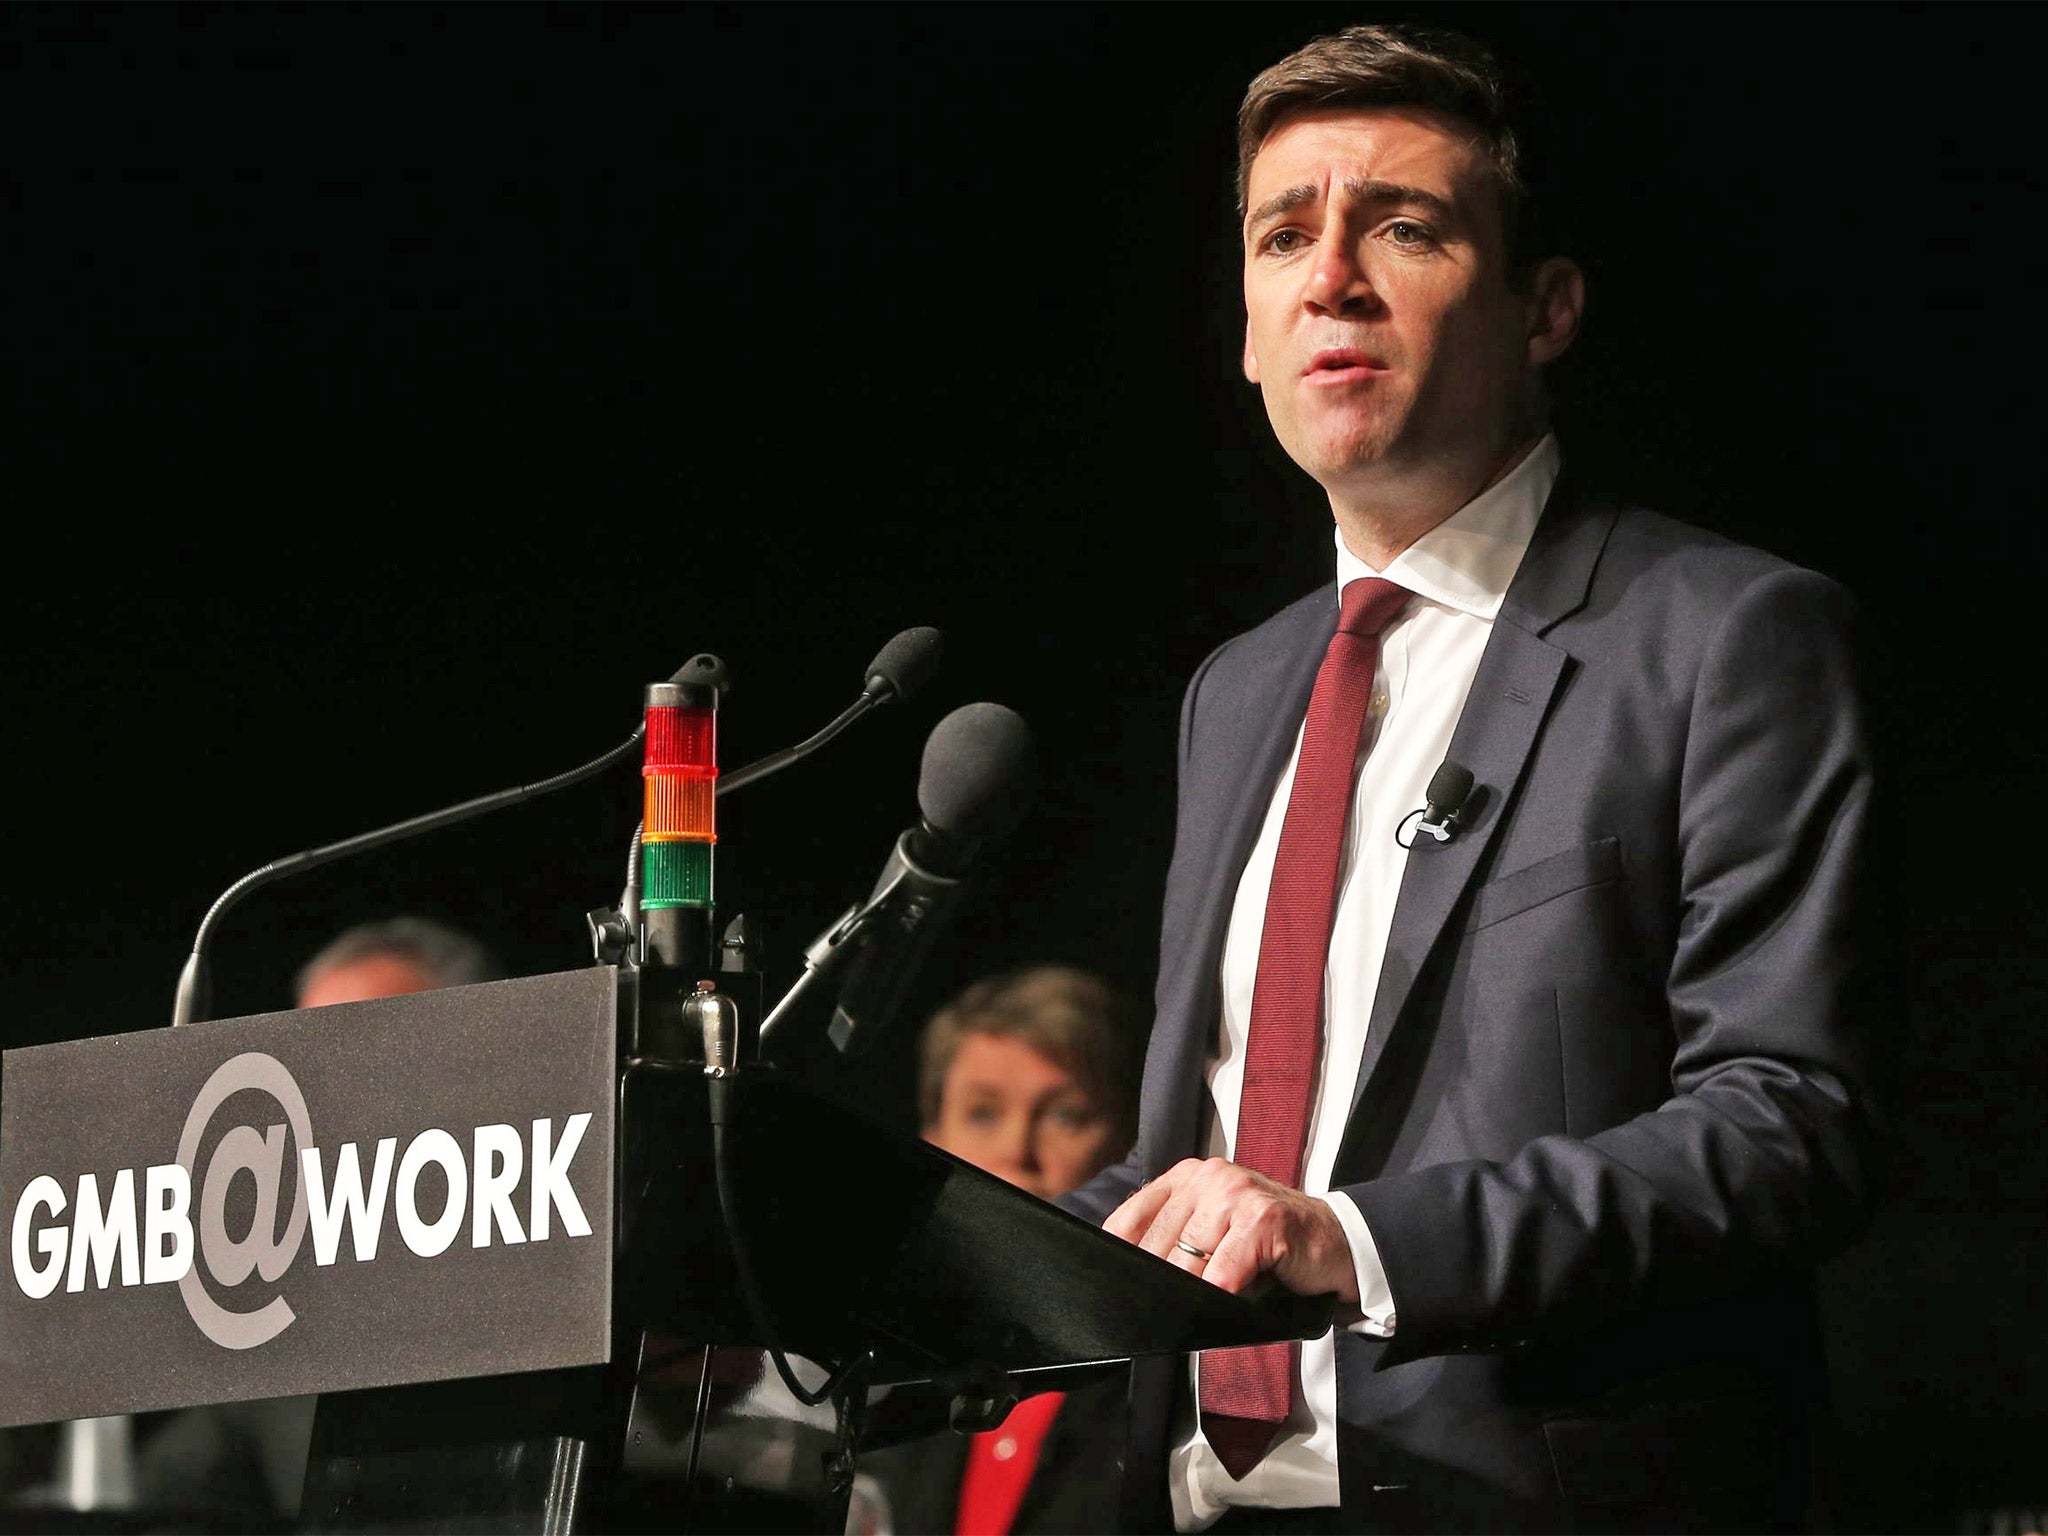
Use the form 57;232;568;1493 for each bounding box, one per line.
1169;435;1558;1531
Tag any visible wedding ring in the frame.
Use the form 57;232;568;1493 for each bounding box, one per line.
1174;1238;1212;1261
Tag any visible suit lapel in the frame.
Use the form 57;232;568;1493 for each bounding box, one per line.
1190;598;1335;968
1345;486;1619;1121
1160;594;1333;1137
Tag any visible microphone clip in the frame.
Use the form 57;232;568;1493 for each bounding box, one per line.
1395;805;1461;848
1394;760;1476;849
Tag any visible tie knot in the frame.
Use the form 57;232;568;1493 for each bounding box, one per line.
1337;577;1412;638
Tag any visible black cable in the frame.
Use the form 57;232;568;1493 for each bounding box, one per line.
709;1110;862;1409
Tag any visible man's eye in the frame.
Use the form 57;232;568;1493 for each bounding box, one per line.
1263;228;1306;255
1386;220;1432;247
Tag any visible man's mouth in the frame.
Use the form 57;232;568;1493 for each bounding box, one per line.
1305;347;1390;382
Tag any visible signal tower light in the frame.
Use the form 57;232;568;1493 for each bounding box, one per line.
640;678;718;913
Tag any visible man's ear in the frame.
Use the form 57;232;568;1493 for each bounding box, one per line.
1525;256;1586;368
1242;316;1261;383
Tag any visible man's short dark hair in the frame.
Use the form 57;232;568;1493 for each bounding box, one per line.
1237;22;1546;273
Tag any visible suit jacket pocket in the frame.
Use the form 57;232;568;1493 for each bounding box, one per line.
1467;837;1622;933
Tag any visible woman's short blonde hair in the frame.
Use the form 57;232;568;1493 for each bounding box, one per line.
917;965;1147;1148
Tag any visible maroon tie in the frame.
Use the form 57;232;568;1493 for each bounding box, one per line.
1198;575;1412;1481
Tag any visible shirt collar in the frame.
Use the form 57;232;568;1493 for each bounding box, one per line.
1334;433;1559;622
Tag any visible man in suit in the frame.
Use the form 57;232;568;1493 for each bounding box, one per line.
1057;21;1890;1535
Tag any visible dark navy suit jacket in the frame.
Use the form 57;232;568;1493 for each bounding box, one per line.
1061;476;1891;1532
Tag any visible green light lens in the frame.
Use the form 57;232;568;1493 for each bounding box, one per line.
641;839;713;908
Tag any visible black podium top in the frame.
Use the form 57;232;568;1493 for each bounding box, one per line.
615;1061;1334;1388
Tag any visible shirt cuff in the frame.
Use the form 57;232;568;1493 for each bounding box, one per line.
1318;1190;1397;1337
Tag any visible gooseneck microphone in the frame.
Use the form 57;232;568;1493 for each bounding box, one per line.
170;656;715;1029
720;625;942;797
757;700;1038;1060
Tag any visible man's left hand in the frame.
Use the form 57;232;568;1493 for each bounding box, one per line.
1100;1157;1360;1304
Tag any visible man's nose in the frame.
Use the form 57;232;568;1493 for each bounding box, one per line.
1304;239;1377;315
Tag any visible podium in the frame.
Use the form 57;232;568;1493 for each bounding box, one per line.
1;966;1331;1534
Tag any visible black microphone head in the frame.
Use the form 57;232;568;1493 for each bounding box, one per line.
864;626;944;703
1425;760;1474;815
917;702;1037;847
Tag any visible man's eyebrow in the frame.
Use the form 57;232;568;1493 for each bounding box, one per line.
1345;178;1455;221
1245;183;1319;230
1244;178;1458;231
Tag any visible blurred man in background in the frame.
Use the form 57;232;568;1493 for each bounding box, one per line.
126;916;505;1527
291;914;507;1010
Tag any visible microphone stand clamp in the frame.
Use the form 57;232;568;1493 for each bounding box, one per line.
587;904;637;967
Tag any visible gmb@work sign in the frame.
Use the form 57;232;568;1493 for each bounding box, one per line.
0;967;615;1428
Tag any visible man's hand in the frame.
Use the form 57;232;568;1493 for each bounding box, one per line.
1101;1157;1360;1304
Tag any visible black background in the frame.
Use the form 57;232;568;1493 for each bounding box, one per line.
2;3;2042;1529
